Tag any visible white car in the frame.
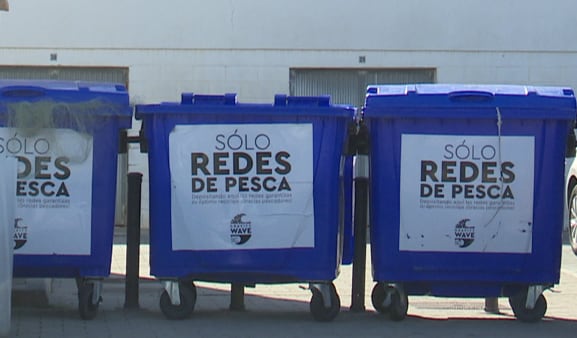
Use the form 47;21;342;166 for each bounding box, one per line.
565;129;577;255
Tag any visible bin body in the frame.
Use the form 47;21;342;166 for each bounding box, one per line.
364;84;576;296
136;94;354;283
0;80;132;278
0;157;16;336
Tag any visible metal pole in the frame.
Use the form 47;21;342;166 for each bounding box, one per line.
484;297;500;314
124;172;143;309
350;123;370;312
230;283;245;311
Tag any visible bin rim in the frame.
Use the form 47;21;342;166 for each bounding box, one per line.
363;84;576;120
366;83;575;98
0;79;128;95
134;93;355;119
0;79;132;118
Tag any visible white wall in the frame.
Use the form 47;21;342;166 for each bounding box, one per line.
3;0;576;51
2;0;577;104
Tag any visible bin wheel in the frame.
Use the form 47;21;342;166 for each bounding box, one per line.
389;286;408;321
78;283;100;320
508;292;547;323
160;282;197;320
309;283;340;322
372;283;408;321
371;283;392;314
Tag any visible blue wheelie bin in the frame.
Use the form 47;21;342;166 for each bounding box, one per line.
363;84;576;322
0;80;132;319
135;93;354;321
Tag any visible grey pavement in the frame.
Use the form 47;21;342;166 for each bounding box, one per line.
5;228;577;338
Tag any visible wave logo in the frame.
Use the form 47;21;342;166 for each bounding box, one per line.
230;213;252;245
454;218;475;248
14;218;28;250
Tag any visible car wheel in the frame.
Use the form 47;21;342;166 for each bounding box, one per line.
570;185;577;255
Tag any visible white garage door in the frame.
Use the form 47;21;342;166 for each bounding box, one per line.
0;66;128;87
290;68;436;108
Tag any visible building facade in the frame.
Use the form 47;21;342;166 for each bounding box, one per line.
3;0;577;227
1;0;577;107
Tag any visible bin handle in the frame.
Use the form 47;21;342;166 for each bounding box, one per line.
1;86;46;98
448;90;494;102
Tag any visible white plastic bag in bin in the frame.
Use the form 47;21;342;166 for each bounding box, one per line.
0;156;16;337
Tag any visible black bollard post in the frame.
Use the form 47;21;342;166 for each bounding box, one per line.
230;283;245;311
124;172;143;309
484;297;500;314
350;122;370;312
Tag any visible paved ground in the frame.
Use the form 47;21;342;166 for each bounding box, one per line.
4;229;577;337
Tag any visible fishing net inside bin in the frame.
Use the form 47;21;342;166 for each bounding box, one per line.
5;99;119;164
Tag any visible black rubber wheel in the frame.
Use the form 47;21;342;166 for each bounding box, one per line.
569;185;577;255
388;287;409;321
508;292;547;323
159;282;197;320
371;283;408;321
78;283;100;320
371;283;390;314
309;283;341;322
508;294;519;317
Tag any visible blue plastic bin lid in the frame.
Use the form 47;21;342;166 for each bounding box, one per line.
364;84;577;120
135;93;355;118
0;79;131;118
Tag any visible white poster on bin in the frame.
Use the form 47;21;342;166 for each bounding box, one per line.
399;134;534;253
0;128;93;255
169;123;315;251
